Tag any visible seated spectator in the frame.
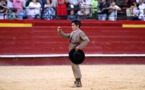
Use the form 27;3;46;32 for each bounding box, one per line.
136;0;139;3
0;0;8;19
67;10;76;20
13;0;25;20
43;0;56;20
9;8;19;20
51;0;57;8
138;0;145;19
40;0;46;19
108;1;121;21
77;6;87;20
91;0;98;19
26;0;32;7
80;0;92;17
85;0;92;15
7;0;13;14
130;2;139;20
57;0;67;16
125;0;136;20
68;0;80;14
141;9;145;21
25;0;32;18
28;0;41;19
98;0;110;20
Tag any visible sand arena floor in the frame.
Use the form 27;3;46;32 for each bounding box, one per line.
0;65;145;90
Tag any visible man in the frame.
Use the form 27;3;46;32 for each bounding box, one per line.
91;0;99;19
57;20;89;87
98;0;110;20
138;0;145;19
68;0;80;14
77;7;87;20
108;1;121;21
80;0;92;17
125;0;136;20
0;0;8;19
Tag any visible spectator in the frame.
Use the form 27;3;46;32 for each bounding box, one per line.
138;0;145;19
25;0;32;18
91;0;98;19
7;0;13;14
9;8;19;20
68;0;80;13
43;0;55;20
13;0;25;20
41;0;47;9
25;0;32;7
7;0;13;8
40;0;46;19
130;2;139;20
125;0;136;20
108;0;121;21
0;0;8;19
98;0;110;20
67;10;76;20
77;6;87;20
80;0;92;17
136;0;139;3
28;0;41;19
51;0;57;8
141;9;145;21
57;0;67;16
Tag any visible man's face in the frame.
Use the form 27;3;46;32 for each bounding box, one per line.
33;0;37;2
111;2;115;6
102;0;105;3
1;1;5;5
70;10;74;15
71;23;79;31
139;0;143;4
81;8;85;12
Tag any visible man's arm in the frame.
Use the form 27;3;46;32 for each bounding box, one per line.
76;32;89;50
57;27;70;38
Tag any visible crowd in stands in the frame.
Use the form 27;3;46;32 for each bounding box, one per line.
0;0;145;21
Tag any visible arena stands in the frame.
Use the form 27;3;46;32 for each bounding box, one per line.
0;0;145;20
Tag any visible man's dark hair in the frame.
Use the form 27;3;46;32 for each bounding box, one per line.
72;20;81;28
0;0;5;2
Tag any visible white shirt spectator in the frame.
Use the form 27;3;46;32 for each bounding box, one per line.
77;9;87;15
77;8;87;20
141;9;145;21
138;3;145;19
69;0;80;5
28;2;41;17
132;7;139;16
22;0;26;7
109;5;120;20
85;0;92;5
136;0;139;3
7;0;13;8
141;15;145;21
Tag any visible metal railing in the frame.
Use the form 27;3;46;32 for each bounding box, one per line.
0;54;145;58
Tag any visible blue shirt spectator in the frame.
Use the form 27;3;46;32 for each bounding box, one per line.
67;10;76;20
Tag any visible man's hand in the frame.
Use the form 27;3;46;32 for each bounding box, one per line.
57;26;62;33
75;47;79;51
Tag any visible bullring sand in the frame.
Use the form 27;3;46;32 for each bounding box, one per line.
0;65;145;90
